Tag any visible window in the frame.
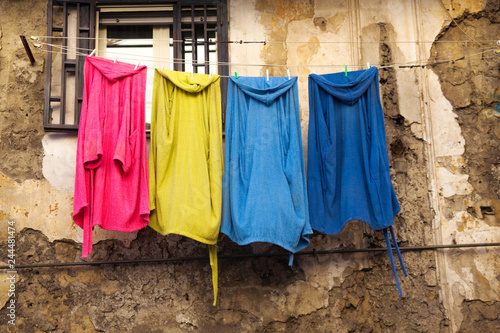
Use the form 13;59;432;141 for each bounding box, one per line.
44;0;228;132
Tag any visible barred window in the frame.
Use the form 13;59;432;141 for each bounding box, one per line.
44;0;229;132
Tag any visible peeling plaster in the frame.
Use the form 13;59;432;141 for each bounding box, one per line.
429;2;500;331
428;71;466;157
437;167;473;197
0;268;17;309
229;0;266;77
42;134;77;192
446;211;500;245
0;173;139;247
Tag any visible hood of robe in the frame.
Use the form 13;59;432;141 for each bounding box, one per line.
230;76;298;106
309;67;378;106
86;55;147;82
157;69;220;93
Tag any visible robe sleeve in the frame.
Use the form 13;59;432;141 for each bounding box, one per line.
74;57;100;225
148;71;161;212
208;77;223;225
82;74;103;169
283;83;305;213
113;79;135;174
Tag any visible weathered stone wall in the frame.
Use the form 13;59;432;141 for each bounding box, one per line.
430;2;500;331
0;0;46;182
0;0;498;332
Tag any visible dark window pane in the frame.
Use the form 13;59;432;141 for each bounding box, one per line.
107;25;153;40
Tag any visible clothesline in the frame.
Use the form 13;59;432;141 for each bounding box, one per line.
38;39;497;66
31;36;499;67
39;51;500;79
34;39;499;77
26;34;500;45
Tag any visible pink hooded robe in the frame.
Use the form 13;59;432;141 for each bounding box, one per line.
73;56;150;258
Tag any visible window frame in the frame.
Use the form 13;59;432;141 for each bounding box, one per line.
44;0;96;131
44;0;229;132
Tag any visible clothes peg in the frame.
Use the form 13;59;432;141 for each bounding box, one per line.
367;62;370;69
266;69;269;82
114;55;117;63
89;49;96;57
191;71;194;78
345;65;348;77
312;69;316;74
235;72;238;79
161;64;165;70
208;73;212;78
287;69;291;80
134;61;140;70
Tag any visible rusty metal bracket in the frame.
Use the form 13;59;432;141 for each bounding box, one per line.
20;35;35;65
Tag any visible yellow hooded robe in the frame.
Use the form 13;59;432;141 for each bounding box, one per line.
148;69;223;305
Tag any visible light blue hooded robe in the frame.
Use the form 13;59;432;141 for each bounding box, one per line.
221;76;312;261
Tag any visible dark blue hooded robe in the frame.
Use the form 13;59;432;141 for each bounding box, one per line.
308;68;407;295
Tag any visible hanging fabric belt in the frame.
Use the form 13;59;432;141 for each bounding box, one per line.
209;245;218;306
82;170;94;258
390;225;408;277
383;226;407;296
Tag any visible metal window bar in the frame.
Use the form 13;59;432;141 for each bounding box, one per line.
203;5;209;73
217;0;228;125
173;3;182;71
75;2;82;125
178;5;218;75
76;2;93;125
179;5;196;73
44;0;95;132
43;1;55;128
191;6;197;73
60;1;68;125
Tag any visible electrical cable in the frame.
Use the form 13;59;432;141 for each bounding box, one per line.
1;242;499;270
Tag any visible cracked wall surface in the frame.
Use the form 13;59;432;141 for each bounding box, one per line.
0;0;499;332
430;1;500;331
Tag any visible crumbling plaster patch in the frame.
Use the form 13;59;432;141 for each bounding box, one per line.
443;209;500;306
218;282;328;326
42;134;77;192
255;0;315;76
359;2;424;135
428;71;466;157
229;0;266;77
429;1;500;331
0;268;17;310
437;167;473;197
0;172;139;247
0;0;46;183
285;9;350;154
